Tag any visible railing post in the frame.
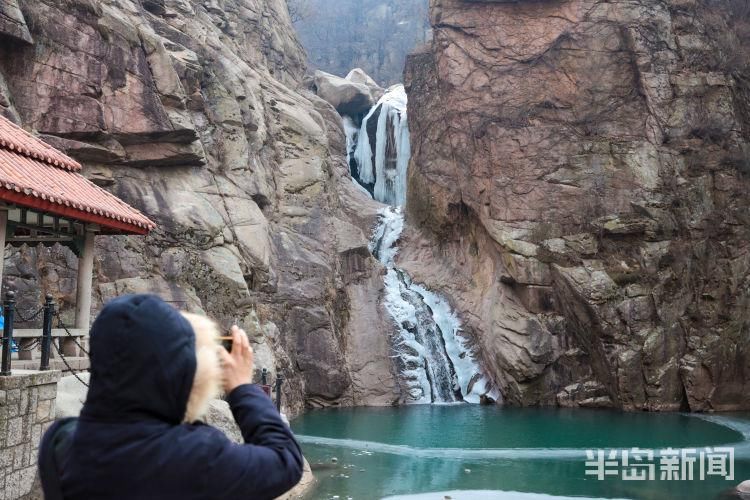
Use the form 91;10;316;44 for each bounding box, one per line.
260;367;271;397
274;373;284;412
40;294;54;371
1;291;15;375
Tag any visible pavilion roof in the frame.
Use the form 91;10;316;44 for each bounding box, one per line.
0;115;155;235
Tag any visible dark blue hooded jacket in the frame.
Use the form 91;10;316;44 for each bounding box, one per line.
38;294;303;499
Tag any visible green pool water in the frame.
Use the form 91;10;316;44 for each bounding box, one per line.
291;405;750;500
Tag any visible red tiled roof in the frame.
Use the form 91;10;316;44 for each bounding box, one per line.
0;117;82;172
0;115;155;235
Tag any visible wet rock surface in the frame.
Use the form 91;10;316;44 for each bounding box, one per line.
0;0;399;414
402;0;750;411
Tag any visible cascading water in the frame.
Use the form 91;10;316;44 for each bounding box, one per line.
344;85;497;404
370;207;496;404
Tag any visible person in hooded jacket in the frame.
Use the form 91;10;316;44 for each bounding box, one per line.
38;294;304;500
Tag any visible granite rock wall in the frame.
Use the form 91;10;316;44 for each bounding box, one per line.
401;0;750;411
0;0;399;414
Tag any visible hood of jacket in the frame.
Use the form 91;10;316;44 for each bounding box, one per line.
80;294;198;424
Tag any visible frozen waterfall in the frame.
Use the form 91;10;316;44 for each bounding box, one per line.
369;207;496;404
342;81;496;404
351;85;410;206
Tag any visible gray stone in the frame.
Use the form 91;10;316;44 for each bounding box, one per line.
0;0;33;44
38;382;61;401
19;390;28;416
737;479;750;494
35;400;51;423
7;389;19;403
313;70;375;116
204;399;243;443
55;373;90;418
6;417;22;446
346;68;385;101
17;465;37;497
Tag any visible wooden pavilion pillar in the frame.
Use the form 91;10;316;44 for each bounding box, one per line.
0;209;7;290
63;228;95;356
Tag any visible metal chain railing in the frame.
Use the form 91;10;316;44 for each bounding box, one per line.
0;292;90;380
51;337;89;387
18;338;40;351
54;310;89;356
14;306;44;323
0;293;281;403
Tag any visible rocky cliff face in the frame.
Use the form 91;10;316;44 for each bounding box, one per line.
0;0;399;414
402;0;750;411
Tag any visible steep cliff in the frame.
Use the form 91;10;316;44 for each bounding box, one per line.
402;0;750;411
0;0;399;414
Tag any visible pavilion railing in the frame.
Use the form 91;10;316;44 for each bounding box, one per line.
0;291;88;375
0;293;284;409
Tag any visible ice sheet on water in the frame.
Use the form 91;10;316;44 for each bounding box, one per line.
384;491;627;500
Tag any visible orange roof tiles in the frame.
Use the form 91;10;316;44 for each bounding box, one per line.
0;115;155;235
0;117;82;172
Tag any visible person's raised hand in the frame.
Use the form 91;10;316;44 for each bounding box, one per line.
219;325;254;393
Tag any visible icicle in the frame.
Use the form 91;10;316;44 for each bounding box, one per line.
355;104;378;185
394;109;411;207
342;115;358;169
349;85;411;206
373;102;390;203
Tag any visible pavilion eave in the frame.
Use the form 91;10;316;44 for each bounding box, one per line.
0;189;150;235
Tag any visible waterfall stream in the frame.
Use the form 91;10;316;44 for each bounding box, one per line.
344;85;497;404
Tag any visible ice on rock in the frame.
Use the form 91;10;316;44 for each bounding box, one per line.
351;85;410;206
354;104;377;185
369;206;496;404
342;81;497;405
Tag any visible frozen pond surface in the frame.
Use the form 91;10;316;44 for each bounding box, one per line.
292;405;750;500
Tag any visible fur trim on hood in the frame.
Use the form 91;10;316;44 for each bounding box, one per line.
181;312;222;423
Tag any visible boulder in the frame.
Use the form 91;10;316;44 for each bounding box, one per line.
346;68;385;101
313;70;375;116
737;480;750;498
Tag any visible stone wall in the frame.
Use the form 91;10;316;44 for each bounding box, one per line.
0;370;60;499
